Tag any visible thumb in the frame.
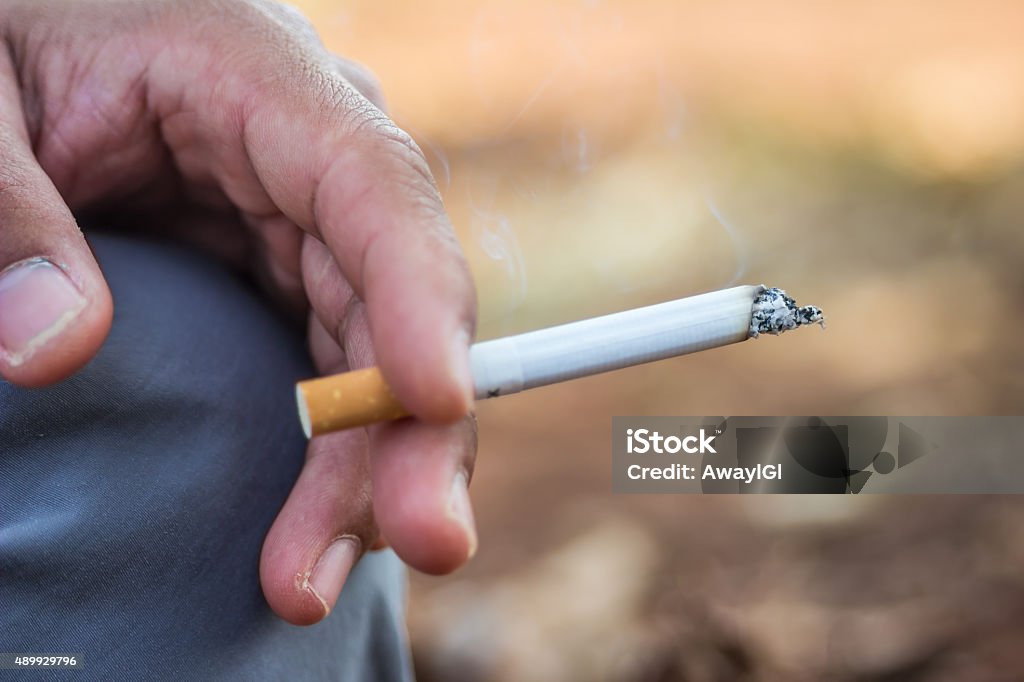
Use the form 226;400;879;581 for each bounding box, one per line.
0;52;112;386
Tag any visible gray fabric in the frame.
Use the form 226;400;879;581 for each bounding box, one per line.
0;233;412;681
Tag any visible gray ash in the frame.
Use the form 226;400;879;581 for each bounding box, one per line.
749;286;825;337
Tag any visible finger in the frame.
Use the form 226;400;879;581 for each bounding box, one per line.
151;6;479;419
309;313;394;551
261;312;376;625
275;100;476;424
314;311;398;548
247;38;407;315
304;248;479;572
0;49;112;386
259;428;376;625
262;270;398;625
370;415;479;575
241;54;384;315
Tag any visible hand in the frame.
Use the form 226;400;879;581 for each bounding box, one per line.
0;0;478;624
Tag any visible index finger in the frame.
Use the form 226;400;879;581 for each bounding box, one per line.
256;91;475;423
157;8;476;423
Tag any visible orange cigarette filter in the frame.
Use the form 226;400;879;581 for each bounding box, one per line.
296;367;407;437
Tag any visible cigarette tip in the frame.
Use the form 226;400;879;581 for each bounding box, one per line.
750;286;825;338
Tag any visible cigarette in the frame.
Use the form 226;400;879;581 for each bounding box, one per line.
296;285;824;438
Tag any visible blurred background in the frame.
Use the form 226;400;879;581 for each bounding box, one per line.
294;1;1024;679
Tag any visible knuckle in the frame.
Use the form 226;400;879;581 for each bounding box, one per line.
313;68;371;121
319;83;437;200
371;123;439;196
339;60;386;109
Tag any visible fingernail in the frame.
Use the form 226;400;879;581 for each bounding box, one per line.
308;536;360;615
0;258;86;366
449;327;475;409
448;469;478;560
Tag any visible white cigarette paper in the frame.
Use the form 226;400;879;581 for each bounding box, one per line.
295;284;823;437
470;284;823;399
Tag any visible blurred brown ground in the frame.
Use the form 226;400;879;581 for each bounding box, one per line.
295;2;1024;679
